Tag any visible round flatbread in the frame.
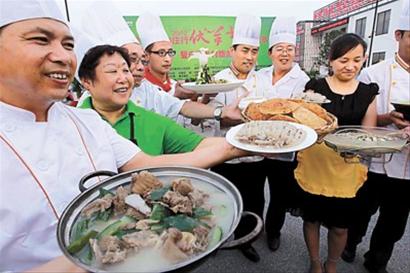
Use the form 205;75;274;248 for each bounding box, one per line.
268;114;298;123
244;103;271;120
293;106;328;129
258;99;300;115
301;102;329;121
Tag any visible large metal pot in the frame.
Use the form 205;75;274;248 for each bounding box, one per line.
57;166;263;272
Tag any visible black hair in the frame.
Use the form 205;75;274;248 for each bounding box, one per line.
145;43;154;53
396;30;405;37
78;44;131;81
328;33;367;61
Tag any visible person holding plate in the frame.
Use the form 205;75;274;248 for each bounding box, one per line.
294;33;378;273
71;4;243;128
78;44;237;157
256;16;310;253
211;14;265;262
0;1;248;271
342;1;410;272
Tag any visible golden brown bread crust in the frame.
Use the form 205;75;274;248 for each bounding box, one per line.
258;99;300;115
292;107;328;129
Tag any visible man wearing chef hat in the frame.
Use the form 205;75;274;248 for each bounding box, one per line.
211;14;265;262
137;13;196;100
342;1;410;272
72;4;243;127
0;0;247;271
256;17;310;253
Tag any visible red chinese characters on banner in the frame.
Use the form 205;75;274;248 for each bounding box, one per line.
205;26;224;45
170;26;232;46
189;29;210;44
314;0;376;20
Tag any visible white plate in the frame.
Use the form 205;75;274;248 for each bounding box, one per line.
181;80;246;94
226;121;318;154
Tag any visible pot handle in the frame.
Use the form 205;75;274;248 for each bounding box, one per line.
219;211;263;249
78;170;117;192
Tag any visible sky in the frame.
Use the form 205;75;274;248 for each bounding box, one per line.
59;0;335;22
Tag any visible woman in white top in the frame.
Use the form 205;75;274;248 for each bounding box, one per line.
256;17;310;252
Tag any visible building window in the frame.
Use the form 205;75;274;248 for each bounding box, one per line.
372;52;386;64
355;17;366;38
376;10;390;35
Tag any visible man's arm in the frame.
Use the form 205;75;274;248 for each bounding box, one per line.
179;95;244;121
378;111;410;129
120;138;247;172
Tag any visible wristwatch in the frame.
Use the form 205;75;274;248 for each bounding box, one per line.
213;106;223;121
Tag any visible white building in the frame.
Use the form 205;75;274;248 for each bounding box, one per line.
297;0;402;72
347;0;401;64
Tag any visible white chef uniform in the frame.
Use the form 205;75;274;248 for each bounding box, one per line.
0;102;140;271
214;14;263;162
257;64;309;99
257;16;309;99
358;56;410;180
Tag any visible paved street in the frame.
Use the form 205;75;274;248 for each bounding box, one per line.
192;183;410;273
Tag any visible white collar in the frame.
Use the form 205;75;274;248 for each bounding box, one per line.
0;101;61;123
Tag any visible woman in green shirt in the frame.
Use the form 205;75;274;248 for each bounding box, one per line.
78;45;220;155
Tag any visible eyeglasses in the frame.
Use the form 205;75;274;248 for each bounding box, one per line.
129;56;149;66
148;49;176;57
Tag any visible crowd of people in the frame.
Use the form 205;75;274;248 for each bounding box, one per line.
0;0;409;272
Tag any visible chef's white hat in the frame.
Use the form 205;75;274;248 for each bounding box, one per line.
70;0;139;47
398;0;410;31
70;26;101;80
137;13;170;50
0;0;67;28
232;14;261;47
269;17;296;49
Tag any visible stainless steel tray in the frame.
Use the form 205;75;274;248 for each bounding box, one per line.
323;126;409;163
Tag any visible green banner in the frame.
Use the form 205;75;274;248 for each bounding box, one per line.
124;16;275;81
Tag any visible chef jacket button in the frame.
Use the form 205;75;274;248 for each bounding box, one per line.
38;160;48;171
4;123;15;132
392;64;397;69
392;80;397;86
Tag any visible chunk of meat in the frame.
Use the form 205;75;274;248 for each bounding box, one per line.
176;232;196;254
81;194;113;218
160;228;188;262
188;189;209;208
90;236;127;264
131;171;163;195
171;178;193;196
125;207;145;220
192;226;210;251
163;191;193;214
113;186;130;214
122;230;159;249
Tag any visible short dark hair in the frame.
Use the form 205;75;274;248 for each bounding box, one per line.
79;45;131;81
145;43;154;53
328;33;367;61
396;30;405;37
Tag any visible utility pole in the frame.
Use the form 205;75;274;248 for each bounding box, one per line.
367;0;380;67
64;0;70;22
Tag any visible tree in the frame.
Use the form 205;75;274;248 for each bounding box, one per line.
314;29;344;74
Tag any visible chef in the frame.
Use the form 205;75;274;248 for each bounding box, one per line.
211;14;264;262
72;3;243;126
257;17;309;98
256;17;310;253
0;1;246;271
137;13;196;100
342;1;410;272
